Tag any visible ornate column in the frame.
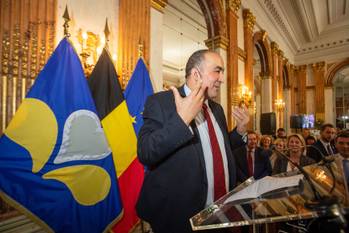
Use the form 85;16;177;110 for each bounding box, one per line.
225;0;241;130
277;50;284;99
289;64;296;115
243;9;255;130
277;50;284;128
270;41;279;112
286;63;295;132
150;0;167;92
324;86;335;124
0;0;56;134
261;75;273;113
205;36;229;116
118;0;151;88
295;65;307;114
312;62;326;121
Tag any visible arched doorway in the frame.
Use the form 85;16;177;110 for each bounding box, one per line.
332;65;349;129
253;30;272;132
326;58;349;127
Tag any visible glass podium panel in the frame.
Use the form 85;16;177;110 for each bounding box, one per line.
190;155;349;231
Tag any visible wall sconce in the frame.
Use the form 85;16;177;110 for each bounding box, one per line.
233;84;252;107
77;29;103;76
275;99;285;111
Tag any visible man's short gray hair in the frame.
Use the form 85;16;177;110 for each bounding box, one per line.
185;49;210;78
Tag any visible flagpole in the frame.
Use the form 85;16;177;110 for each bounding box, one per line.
138;39;143;58
104;18;110;49
62;5;71;38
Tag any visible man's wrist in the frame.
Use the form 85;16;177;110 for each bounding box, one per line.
236;125;247;136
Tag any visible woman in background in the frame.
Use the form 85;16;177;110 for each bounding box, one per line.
269;138;286;169
260;135;273;151
273;134;315;175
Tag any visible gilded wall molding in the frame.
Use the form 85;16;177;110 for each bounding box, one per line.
270;41;279;54
243;9;256;31
311;61;326;72
238;47;246;61
296;65;307;72
0;0;56;134
205;35;229;50
227;0;241;13
151;0;167;13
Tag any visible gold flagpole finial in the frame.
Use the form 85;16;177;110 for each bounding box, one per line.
104;18;110;46
63;5;71;37
138;38;143;58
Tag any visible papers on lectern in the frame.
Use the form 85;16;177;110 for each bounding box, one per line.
224;174;304;203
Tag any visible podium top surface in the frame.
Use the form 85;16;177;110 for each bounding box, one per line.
190;155;349;231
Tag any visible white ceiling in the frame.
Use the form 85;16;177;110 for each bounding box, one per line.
243;0;349;64
162;0;349;84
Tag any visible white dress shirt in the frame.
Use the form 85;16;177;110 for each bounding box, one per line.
184;85;229;207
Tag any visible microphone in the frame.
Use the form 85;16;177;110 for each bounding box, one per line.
272;147;322;201
272;147;347;230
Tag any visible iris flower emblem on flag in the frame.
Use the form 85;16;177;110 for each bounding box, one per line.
0;38;122;233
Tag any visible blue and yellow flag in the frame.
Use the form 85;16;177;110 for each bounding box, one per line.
124;58;154;136
0;38;122;233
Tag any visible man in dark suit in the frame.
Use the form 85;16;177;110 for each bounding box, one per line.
233;131;272;183
307;123;337;162
136;50;249;233
335;130;349;187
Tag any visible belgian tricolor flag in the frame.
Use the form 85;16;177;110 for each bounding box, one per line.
88;48;139;231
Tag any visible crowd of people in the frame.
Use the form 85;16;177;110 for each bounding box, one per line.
135;49;349;233
235;123;344;182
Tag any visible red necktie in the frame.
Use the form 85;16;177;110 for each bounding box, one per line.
202;103;226;200
247;150;253;177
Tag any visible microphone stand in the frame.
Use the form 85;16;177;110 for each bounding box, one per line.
272;148;322;202
273;148;347;230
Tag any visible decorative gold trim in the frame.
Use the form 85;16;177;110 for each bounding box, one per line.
22;78;26;101
12;77;17;116
243;9;256;31
151;0;167;13
261;30;268;41
227;0;241;13
261;75;272;80
205;35;229;50
296;65;307;71
289;64;295;71
271;41;279;54
2;76;7;131
311;61;325;71
238;47;246;61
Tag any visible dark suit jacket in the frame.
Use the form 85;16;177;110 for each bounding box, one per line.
233;146;272;183
272;155;315;175
136;86;244;233
307;140;337;162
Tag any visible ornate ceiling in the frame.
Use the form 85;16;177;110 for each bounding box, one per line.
243;0;349;64
162;0;349;84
